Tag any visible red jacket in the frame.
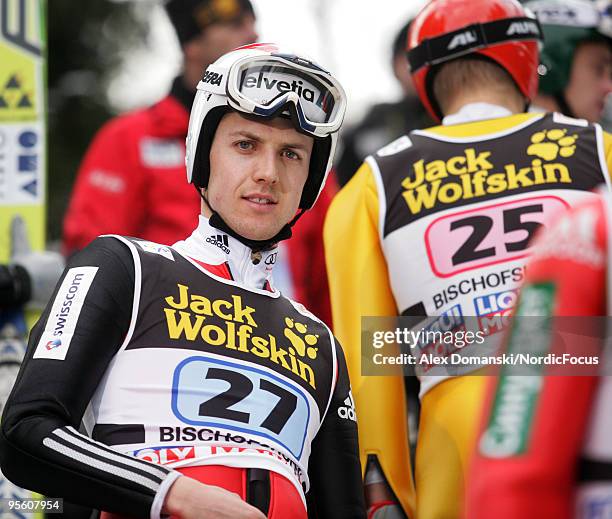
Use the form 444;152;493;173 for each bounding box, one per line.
63;93;334;324
466;195;609;519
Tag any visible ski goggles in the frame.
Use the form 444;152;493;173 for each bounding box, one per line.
201;52;347;138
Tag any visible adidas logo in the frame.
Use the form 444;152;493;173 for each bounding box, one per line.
338;391;357;422
206;234;230;254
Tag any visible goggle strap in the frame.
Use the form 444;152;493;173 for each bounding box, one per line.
408;16;543;72
199;55;343;136
251;98;317;134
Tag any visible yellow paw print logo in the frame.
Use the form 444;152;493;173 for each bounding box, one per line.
284;317;318;359
527;129;578;161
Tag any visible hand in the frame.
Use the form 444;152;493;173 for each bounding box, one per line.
163;475;267;519
9;216;64;309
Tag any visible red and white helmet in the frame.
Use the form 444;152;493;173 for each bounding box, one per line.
407;0;543;121
186;43;347;210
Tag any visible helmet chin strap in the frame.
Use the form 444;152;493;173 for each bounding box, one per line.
195;186;305;252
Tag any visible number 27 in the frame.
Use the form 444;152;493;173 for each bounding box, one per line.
199;368;298;435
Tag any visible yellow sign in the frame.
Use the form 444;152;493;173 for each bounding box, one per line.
0;57;37;121
0;0;42;122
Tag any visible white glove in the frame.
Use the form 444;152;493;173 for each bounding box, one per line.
9;216;64;310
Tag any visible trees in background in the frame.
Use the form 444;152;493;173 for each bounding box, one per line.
48;0;148;241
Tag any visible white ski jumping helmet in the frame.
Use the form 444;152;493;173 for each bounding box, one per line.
185;43;347;210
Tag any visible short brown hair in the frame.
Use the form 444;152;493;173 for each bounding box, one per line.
432;57;524;116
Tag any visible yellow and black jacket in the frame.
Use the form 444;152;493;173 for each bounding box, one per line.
325;111;612;517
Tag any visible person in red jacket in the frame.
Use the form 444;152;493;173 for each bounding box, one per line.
466;191;612;519
62;1;336;324
63;0;257;253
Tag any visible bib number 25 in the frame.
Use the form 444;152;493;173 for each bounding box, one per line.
425;196;569;277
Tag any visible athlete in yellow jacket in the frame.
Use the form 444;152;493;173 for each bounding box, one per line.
325;1;612;518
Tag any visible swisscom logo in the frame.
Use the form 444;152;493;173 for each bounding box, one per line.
45;339;62;350
34;266;99;361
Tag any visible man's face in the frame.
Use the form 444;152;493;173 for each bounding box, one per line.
197;14;258;67
565;41;612;122
205;112;314;241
